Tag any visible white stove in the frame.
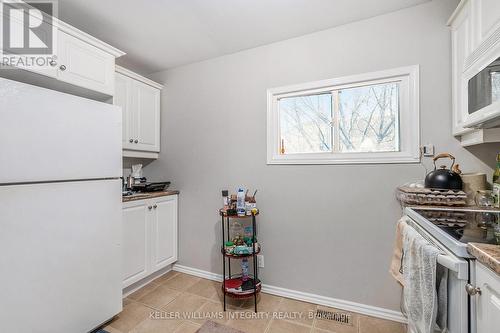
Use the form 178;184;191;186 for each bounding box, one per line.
403;206;500;333
405;207;499;258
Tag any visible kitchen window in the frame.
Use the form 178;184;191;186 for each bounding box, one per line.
267;66;420;164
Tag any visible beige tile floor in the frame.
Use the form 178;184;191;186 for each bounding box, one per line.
106;272;406;333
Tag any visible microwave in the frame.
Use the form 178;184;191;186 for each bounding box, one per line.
464;55;500;128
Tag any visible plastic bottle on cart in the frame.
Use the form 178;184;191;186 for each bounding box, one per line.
237;188;246;216
241;258;249;281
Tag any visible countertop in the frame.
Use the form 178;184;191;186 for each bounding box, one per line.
122;190;179;202
467;243;500;275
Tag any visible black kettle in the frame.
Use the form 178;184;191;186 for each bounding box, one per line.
425;153;463;190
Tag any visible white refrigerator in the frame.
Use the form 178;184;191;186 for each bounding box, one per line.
0;77;123;333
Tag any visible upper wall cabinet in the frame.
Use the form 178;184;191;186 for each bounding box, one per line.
450;0;472;136
0;1;125;101
471;0;500;49
115;66;163;159
448;0;500;146
56;28;116;96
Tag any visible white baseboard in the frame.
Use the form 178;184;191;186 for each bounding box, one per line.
174;264;223;281
173;264;406;324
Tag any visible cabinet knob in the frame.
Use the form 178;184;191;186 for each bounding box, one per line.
134;139;138;144
49;60;57;67
153;204;158;209
59;65;67;71
148;206;153;210
465;283;481;296
129;139;134;143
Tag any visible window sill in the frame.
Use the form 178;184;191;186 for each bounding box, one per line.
267;152;420;165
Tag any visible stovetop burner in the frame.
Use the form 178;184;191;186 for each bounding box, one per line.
413;208;500;245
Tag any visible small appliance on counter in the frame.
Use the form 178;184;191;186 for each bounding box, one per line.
131;181;171;192
124;176;146;190
124;164;146;191
124;164;171;193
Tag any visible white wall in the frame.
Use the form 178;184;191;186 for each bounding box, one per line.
145;0;496;313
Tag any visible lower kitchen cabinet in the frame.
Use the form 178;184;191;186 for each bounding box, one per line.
122;200;149;287
150;196;178;272
475;262;500;333
122;195;178;288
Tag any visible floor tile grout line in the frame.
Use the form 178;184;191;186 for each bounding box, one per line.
181;295;213;326
263;318;274;333
150;270;180;285
125;270;179;304
127;282;161;302
119;273;405;333
311;304;318;331
173;320;201;333
134;288;182;311
124;289;187;333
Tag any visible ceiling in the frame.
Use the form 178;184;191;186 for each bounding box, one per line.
58;0;431;75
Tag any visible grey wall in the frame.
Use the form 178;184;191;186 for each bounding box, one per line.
145;0;497;312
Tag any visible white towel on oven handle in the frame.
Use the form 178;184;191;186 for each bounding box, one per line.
401;223;448;333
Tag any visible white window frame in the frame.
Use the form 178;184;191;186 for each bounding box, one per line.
266;65;420;165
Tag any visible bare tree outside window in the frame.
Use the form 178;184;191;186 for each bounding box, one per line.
279;93;332;154
337;82;399;152
278;82;399;154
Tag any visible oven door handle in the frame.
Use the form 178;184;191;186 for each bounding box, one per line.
437;254;469;280
405;216;469;280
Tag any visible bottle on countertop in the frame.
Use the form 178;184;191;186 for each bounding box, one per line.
493;153;500;208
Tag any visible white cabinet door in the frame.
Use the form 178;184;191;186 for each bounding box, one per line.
476;262;500;333
132;80;161;152
451;0;473;136
149;195;178;272
115;70;161;155
115;72;134;150
57;30;115;96
122;195;178;288
122;200;149;288
471;0;500;48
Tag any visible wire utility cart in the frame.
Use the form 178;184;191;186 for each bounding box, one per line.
219;210;260;312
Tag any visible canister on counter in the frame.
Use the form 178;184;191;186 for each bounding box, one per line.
461;173;487;206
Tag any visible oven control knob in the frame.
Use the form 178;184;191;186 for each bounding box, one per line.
465;283;481;296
